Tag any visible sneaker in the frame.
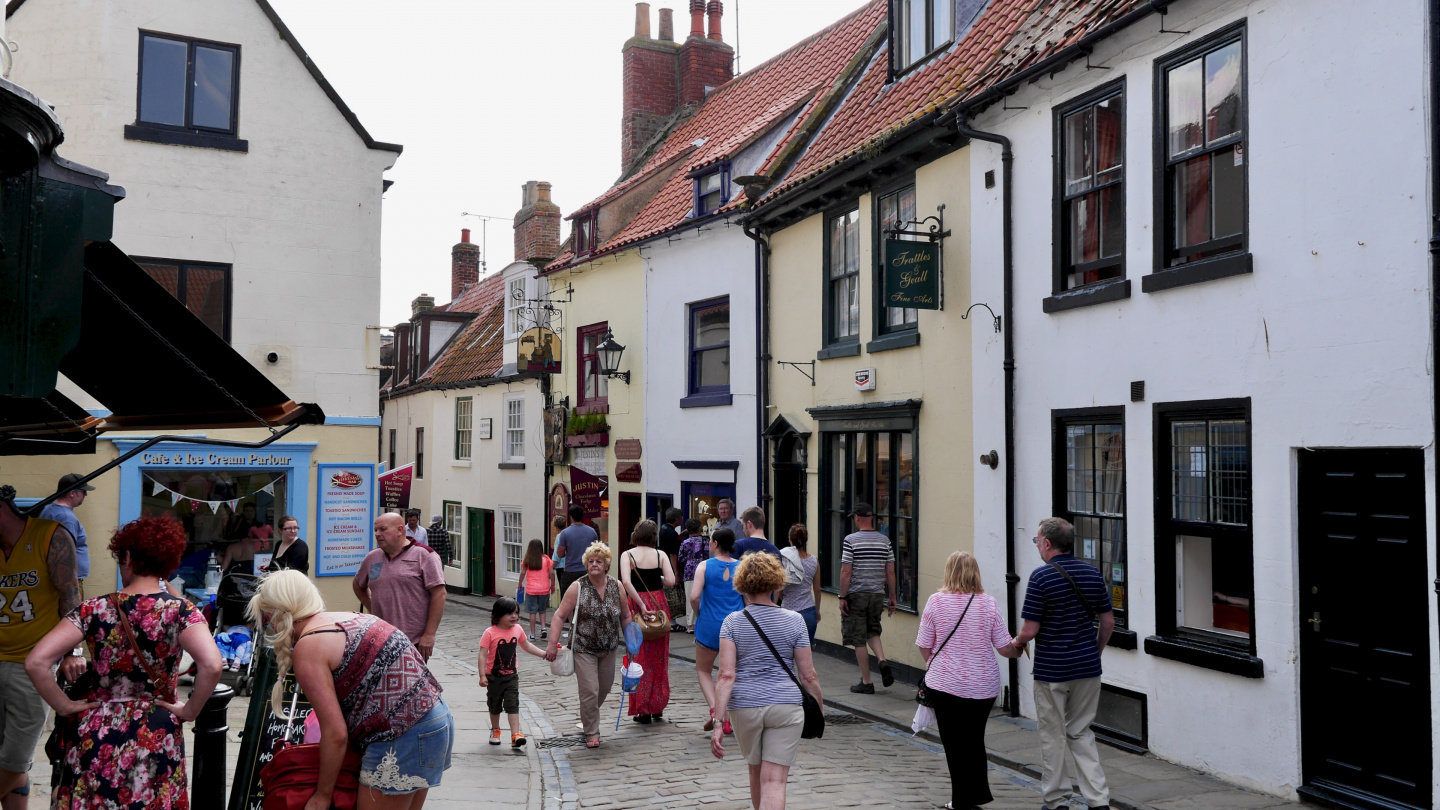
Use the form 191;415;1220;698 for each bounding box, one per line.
879;661;895;688
489;729;502;745
528;633;535;640
511;733;527;748
850;681;875;694
541;628;549;639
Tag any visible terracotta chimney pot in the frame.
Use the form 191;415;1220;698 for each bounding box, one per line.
634;3;651;38
658;7;674;42
689;0;704;38
706;0;723;41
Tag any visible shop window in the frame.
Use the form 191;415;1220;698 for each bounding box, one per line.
693;164;730;217
577;322;610;408
454;397;472;460
504;395;525;462
689;297;730;395
139;470;286;589
825;207;861;347
890;0;951;74
502;509;523;578
136;32;240;135
135;259;231;341
1053;409;1128;632
681;481;737;537
416;427;425;479
443;501;463;568
876;184;919;332
1056;82;1125;292
819;426;917;611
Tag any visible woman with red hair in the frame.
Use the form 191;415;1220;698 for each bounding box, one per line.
26;516;223;809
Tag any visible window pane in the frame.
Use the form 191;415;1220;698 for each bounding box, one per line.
879;192;897;231
1075;515;1101;565
696;347;729;389
894;517;915;609
139;36;187;126
829;216;846;278
700;190;723;214
846;276;859;337
831;434;848;504
1172;421;1209;521
874;433;891;516
1095;94;1123;175
853;432;871;504
583;357;597;400
907;0;925;63
897;432;913;518
1178;534;1250;638
693;303;729;349
1066;425;1095;514
1102;517;1126;624
1167;57;1204;157
1212;145;1244;239
192;46;234;131
1069;191;1100;265
1064;107;1094;196
700;172;722;194
931;0;951;48
1174;153;1211;250
1204;41;1242;143
184;266;227;337
1209;419;1249;526
138;262;180;296
844;209;860;275
1099;184;1123;260
1095;424;1124;516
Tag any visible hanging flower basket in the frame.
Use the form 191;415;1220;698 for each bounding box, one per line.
566;432;609;448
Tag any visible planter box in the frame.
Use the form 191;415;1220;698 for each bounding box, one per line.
565;432;609;448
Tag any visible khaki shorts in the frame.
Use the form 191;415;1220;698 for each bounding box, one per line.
841;592;885;647
0;661;48;774
729;704;805;767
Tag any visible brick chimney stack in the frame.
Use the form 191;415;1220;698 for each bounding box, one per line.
411;293;435;317
514;181;561;267
621;3;682;171
680;0;732;105
451;229;479;300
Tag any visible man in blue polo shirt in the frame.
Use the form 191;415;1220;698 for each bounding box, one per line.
1010;517;1114;810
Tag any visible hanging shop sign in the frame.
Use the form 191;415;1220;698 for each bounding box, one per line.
570;466;607;520
883;240;941;310
544;406;568;464
614;439;642;460
378;463;413;511
517;326;562;373
315;463;376;577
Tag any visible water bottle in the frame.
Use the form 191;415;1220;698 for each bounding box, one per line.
204;552;221;590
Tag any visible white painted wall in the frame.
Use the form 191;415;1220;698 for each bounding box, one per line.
6;0;397;418
968;0;1435;798
642;221;760;518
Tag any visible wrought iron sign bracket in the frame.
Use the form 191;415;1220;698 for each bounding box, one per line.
776;360;816;386
884;203;951;244
962;302;1002;333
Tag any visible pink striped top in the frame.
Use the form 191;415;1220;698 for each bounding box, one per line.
915;591;1012;700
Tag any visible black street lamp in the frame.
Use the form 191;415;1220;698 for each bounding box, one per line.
596;330;631;384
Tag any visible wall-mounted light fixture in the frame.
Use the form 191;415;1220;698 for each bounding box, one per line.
596;330;631;384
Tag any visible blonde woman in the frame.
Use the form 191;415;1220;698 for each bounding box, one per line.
247;570;452;810
916;552;1022;810
544;541;637;748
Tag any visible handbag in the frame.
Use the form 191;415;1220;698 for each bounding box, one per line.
636;608;669;641
664;584;687;619
43;663;97;787
260;690;363;810
916;594;975;707
550;645;575;677
742;609;824;739
109;593;177;704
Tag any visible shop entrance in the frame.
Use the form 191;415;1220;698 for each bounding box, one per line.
140;469;287;588
1297;448;1431;810
468;508;493;596
617;492;642;555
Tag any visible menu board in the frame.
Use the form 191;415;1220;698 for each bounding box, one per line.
229;650;310;810
315;463;376;577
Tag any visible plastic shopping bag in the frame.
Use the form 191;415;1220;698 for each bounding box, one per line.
623;621;644;656
911;705;936;736
550;646;575;677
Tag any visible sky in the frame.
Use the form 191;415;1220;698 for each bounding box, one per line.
265;0;870;325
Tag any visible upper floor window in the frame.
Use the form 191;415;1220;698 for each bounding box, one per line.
693;164;730;217
135;258;231;341
1158;27;1246;269
1057;83;1124;291
826;207;861;344
574;214;596;256
577;322;610;407
876;184;919;331
689;298;730;394
890;0;951;74
454;397;473;460
137;32;239;135
506;276;528;339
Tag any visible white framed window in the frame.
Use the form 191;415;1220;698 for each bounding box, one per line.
506;276;528;339
443;502;463;568
502;508;523;577
454;397;472;460
504;395;525;462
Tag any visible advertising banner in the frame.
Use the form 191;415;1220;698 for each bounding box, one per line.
378;463;414;511
570;466;607;521
315;463;376;577
883;239;941;309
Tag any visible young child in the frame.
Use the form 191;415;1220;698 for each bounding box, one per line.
521;539;557;640
479;596;546;748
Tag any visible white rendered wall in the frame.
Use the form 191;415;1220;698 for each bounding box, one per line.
642;222;760;516
6;0;396;418
969;0;1436;798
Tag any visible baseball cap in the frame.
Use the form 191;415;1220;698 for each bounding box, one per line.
850;502;874;517
58;473;96;493
430;514;443;523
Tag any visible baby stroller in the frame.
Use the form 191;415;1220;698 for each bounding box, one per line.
213;571;261;696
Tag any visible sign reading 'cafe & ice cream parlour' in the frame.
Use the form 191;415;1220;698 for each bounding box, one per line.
883;240;941;310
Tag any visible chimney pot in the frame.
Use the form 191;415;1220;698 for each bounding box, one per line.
658;7;674;41
634;2;651;38
706;0;723;41
537;181;553;203
461;228;471;243
689;0;704;37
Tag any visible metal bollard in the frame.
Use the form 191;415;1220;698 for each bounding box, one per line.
192;683;235;807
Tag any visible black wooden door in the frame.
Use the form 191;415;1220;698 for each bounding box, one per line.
1298;448;1430;810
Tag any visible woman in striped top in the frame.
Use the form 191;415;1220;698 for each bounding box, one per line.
711;552;822;810
916;551;1022;810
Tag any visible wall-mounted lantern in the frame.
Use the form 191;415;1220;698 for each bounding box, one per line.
596;330;631;385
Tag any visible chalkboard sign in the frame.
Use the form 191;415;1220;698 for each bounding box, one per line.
228;648;310;810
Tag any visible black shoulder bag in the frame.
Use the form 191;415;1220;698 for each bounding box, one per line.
1046;560;1098;631
916;593;975;707
742;609;824;739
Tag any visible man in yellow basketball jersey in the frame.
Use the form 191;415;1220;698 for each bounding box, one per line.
0;487;82;810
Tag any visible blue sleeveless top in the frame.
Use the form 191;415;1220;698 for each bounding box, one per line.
695;557;744;650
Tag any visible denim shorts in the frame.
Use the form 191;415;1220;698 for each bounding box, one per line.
524;594;551;614
359;700;454;795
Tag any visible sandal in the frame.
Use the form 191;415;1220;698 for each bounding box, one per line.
585;736;601;749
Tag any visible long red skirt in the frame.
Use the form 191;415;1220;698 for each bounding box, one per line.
628;589;671;716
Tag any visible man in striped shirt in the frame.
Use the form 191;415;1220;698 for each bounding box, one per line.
1011;517;1115;810
838;503;896;694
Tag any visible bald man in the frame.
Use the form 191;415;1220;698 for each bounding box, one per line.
353;512;446;659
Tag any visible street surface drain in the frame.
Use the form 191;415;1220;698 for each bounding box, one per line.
823;713;870;725
537;735;590;749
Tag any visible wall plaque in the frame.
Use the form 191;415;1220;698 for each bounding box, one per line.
615;462;642;483
571;446;606;477
614;438;642;460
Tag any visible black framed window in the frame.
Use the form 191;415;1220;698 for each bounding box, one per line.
137;32;239;135
825;206;861;345
876;184;919;331
819;423;917;611
135;258;232;341
693;164;731;217
1056;83;1125;291
688;297;729;394
574;214;596;257
416;427;425;479
890;0;951;74
388;429;397;472
1053;408;1128;632
1150;398;1257;670
1156;25;1247;270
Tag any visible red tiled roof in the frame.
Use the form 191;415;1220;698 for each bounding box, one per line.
762;0;1152;202
383;272;508;393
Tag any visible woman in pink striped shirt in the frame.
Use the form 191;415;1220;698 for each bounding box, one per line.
916;551;1022;809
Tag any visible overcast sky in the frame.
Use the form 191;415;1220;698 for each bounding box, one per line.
266;0;868;325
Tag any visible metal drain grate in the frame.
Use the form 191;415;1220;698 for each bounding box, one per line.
823;713;871;725
537;735;590;749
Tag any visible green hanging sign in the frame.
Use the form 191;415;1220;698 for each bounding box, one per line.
883;240;941;310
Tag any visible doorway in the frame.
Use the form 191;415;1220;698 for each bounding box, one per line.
467;507;494;597
1297;448;1430;810
771;431;808;547
617;492;642;556
646;494;673;526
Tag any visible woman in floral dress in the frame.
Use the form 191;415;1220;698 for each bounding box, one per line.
26;517;223;810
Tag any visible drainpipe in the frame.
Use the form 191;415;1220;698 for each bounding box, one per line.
1430;0;1440;612
744;223;771;510
948;112;1019;717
